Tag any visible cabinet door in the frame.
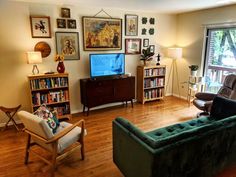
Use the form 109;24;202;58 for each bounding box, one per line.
87;80;114;106
113;77;135;101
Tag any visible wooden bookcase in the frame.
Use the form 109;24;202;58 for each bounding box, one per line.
137;65;166;104
28;73;71;120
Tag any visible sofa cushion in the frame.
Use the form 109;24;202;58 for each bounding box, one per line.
210;96;236;120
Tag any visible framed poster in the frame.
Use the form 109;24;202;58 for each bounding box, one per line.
82;16;122;51
57;19;66;28
67;19;76;29
125;38;141;55
30;16;51;38
55;32;80;60
125;14;138;36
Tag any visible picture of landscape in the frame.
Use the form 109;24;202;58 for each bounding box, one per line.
82;17;122;51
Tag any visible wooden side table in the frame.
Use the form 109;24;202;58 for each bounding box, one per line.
187;76;205;106
0;105;21;131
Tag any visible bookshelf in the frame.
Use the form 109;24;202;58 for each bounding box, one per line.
28;73;71;120
137;65;166;104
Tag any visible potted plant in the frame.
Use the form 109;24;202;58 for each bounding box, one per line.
189;65;198;76
140;46;155;66
55;54;65;73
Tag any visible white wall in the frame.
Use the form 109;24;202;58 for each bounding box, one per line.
0;1;176;124
176;4;236;98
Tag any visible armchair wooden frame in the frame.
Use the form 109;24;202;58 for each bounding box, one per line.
23;119;85;177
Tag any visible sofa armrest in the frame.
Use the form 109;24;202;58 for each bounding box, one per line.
195;92;216;101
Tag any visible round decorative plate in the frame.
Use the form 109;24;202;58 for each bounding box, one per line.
34;42;51;58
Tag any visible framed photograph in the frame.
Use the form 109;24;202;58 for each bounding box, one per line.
57;19;66;28
125;14;138;36
67;19;76;29
30;16;51;38
61;8;70;18
149;45;155;53
143;38;149;47
55;32;80;60
82;16;122;51
125;38;141;55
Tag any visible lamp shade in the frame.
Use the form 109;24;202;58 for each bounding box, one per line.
27;51;42;64
167;48;182;59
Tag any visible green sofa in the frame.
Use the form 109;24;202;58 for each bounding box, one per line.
113;96;236;177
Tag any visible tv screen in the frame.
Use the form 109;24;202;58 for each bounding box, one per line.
90;53;125;78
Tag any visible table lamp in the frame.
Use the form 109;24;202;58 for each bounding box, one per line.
166;48;182;97
27;51;42;75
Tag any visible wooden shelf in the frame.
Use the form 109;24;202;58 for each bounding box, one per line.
31;86;69;92
137;65;166;104
28;73;71;120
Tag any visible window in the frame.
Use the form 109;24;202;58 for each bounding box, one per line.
204;27;236;93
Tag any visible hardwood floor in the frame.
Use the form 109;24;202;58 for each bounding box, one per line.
0;96;236;177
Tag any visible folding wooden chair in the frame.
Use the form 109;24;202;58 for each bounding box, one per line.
0;105;21;131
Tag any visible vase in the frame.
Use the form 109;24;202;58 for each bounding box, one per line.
191;70;197;76
57;61;65;73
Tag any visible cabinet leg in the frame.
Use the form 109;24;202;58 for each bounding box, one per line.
83;105;85;113
131;100;133;108
86;108;90;116
126;101;128;107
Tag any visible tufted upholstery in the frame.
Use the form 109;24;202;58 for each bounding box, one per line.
193;74;236;115
113;97;236;177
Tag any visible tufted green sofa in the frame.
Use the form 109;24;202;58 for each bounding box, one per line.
113;96;236;177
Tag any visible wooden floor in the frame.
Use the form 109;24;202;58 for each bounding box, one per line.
0;96;236;177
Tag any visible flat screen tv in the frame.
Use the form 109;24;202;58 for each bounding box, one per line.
90;53;125;78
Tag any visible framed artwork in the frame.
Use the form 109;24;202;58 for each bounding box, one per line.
149;18;155;25
55;32;80;60
61;8;70;18
82;16;122;51
125;38;141;55
125;14;138;36
142;17;147;24
67;19;76;29
57;19;66;28
149;28;155;35
142;28;147;35
30;16;51;38
150;45;155;53
143;38;149;47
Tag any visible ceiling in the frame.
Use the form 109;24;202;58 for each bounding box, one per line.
10;0;236;14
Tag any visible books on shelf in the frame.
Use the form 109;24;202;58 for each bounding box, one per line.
30;77;68;90
32;90;69;106
144;68;165;77
144;88;164;99
144;78;164;88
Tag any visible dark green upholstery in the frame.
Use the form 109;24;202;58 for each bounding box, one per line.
113;97;236;177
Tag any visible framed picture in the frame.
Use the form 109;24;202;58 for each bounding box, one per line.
82;16;122;51
143;38;149;47
150;45;155;53
125;38;141;55
125;14;138;36
30;16;51;38
61;8;70;18
67;19;76;29
55;32;80;60
57;19;66;28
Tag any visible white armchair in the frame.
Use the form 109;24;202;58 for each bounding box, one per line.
17;111;86;177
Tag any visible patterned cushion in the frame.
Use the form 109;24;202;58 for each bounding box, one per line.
34;104;60;134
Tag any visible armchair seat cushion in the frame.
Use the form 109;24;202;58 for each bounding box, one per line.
56;122;87;153
193;99;206;110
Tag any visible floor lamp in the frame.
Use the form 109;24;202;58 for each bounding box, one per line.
166;48;182;98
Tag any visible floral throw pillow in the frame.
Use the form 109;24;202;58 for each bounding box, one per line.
34;104;60;134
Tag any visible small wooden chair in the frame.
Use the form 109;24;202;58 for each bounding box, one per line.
0;105;21;131
17;111;86;177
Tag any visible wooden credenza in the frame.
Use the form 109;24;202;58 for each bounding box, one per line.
80;76;135;115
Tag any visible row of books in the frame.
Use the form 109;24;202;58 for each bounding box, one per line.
53;105;70;116
144;68;165;77
32;90;69;106
30;77;68;90
144;88;164;99
144;78;165;88
33;104;70;116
